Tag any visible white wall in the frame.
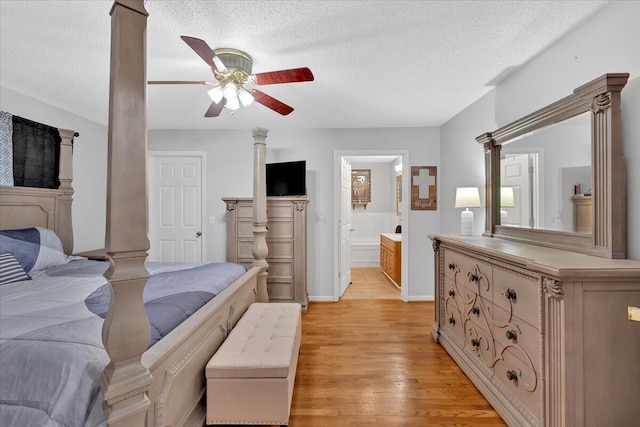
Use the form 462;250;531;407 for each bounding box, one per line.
440;1;640;260
0;87;108;253
149;127;440;300
350;161;396;242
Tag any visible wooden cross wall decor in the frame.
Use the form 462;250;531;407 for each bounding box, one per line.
411;166;437;210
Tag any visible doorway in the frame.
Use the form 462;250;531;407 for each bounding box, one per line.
148;151;206;262
333;150;409;302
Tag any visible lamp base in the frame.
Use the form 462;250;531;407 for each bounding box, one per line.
501;209;507;225
460;209;474;236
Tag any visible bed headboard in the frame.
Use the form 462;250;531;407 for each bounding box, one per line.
0;128;76;254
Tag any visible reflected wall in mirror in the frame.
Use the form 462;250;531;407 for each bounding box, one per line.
478;73;629;259
499;112;591;233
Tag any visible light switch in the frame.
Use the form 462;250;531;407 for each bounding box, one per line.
209;216;215;224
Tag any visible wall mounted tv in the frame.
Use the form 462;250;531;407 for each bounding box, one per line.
266;160;306;196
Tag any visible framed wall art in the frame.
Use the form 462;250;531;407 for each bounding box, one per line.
351;169;371;209
411;166;437;210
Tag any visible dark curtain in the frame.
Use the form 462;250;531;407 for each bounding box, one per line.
12;115;61;189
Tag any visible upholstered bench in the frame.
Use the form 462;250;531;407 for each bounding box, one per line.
205;303;302;425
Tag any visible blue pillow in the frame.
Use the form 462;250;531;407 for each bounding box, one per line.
0;252;31;285
0;227;71;273
0;228;40;272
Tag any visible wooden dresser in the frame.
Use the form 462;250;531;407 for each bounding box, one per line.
430;235;640;426
570;195;592;234
223;197;309;312
380;233;401;286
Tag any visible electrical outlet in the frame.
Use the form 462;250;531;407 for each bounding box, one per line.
209;216;215;224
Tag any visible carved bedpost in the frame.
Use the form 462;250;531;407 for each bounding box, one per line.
100;1;153;426
252;127;269;302
57;128;76;254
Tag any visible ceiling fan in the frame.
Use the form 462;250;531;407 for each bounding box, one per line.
148;36;314;117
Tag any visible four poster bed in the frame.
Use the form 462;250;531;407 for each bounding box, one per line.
0;1;271;426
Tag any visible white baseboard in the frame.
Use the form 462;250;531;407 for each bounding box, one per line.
308;296;335;302
407;295;435;301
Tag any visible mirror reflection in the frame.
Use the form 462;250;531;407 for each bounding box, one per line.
499;112;591;233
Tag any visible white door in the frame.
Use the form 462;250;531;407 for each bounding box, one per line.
501;153;533;227
148;154;203;262
338;157;352;296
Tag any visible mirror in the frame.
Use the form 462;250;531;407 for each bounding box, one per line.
499;111;591;233
477;73;629;259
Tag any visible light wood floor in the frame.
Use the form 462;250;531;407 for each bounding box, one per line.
342;267;401;300
284;299;507;426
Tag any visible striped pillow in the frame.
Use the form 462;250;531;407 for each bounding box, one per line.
0;252;31;285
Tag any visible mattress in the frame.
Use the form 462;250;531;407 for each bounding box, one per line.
0;259;246;427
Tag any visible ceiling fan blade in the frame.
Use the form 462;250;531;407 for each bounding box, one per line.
252;90;294;115
180;36;218;71
204;99;225;117
147;80;213;85
252;67;314;85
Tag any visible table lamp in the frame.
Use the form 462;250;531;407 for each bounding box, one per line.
455;187;481;235
500;186;515;225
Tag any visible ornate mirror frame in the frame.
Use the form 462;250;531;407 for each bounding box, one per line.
477;73;629;259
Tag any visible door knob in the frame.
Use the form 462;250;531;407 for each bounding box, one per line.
196;231;202;238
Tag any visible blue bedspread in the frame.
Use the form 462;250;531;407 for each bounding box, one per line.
85;262;246;346
0;259;246;427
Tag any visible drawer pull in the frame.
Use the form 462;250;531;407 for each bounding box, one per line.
471;306;480;315
471;338;480;347
505;288;517;301
469;273;479;283
448;316;456;325
506;370;518;381
448;263;456;270
448;290;455;297
505;330;517;340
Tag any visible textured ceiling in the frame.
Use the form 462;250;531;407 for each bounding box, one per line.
0;1;609;130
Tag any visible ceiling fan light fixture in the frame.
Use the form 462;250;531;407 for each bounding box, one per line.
238;87;255;107
207;85;224;103
223;83;238;101
225;95;240;110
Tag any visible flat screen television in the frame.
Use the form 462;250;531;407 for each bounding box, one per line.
266;160;306;196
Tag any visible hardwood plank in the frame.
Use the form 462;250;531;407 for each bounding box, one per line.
285;300;507;426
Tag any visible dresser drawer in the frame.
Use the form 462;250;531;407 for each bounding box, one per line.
267;203;293;218
442;277;466;348
493;304;540;372
266;260;293;279
238;240;293;260
238;219;293;239
267;279;294;299
493;346;542;422
463;305;496;371
493;267;539;327
443;249;492;300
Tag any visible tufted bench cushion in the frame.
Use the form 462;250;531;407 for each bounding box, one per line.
206;302;301;425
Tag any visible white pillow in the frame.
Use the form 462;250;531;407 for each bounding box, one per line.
30;227;71;272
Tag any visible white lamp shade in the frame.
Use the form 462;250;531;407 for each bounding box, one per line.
455;187;481;208
207;85;224;103
238;87;255;106
500;187;515;207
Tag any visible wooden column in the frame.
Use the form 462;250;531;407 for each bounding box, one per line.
57;128;76;254
100;1;152;426
252;127;269;302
